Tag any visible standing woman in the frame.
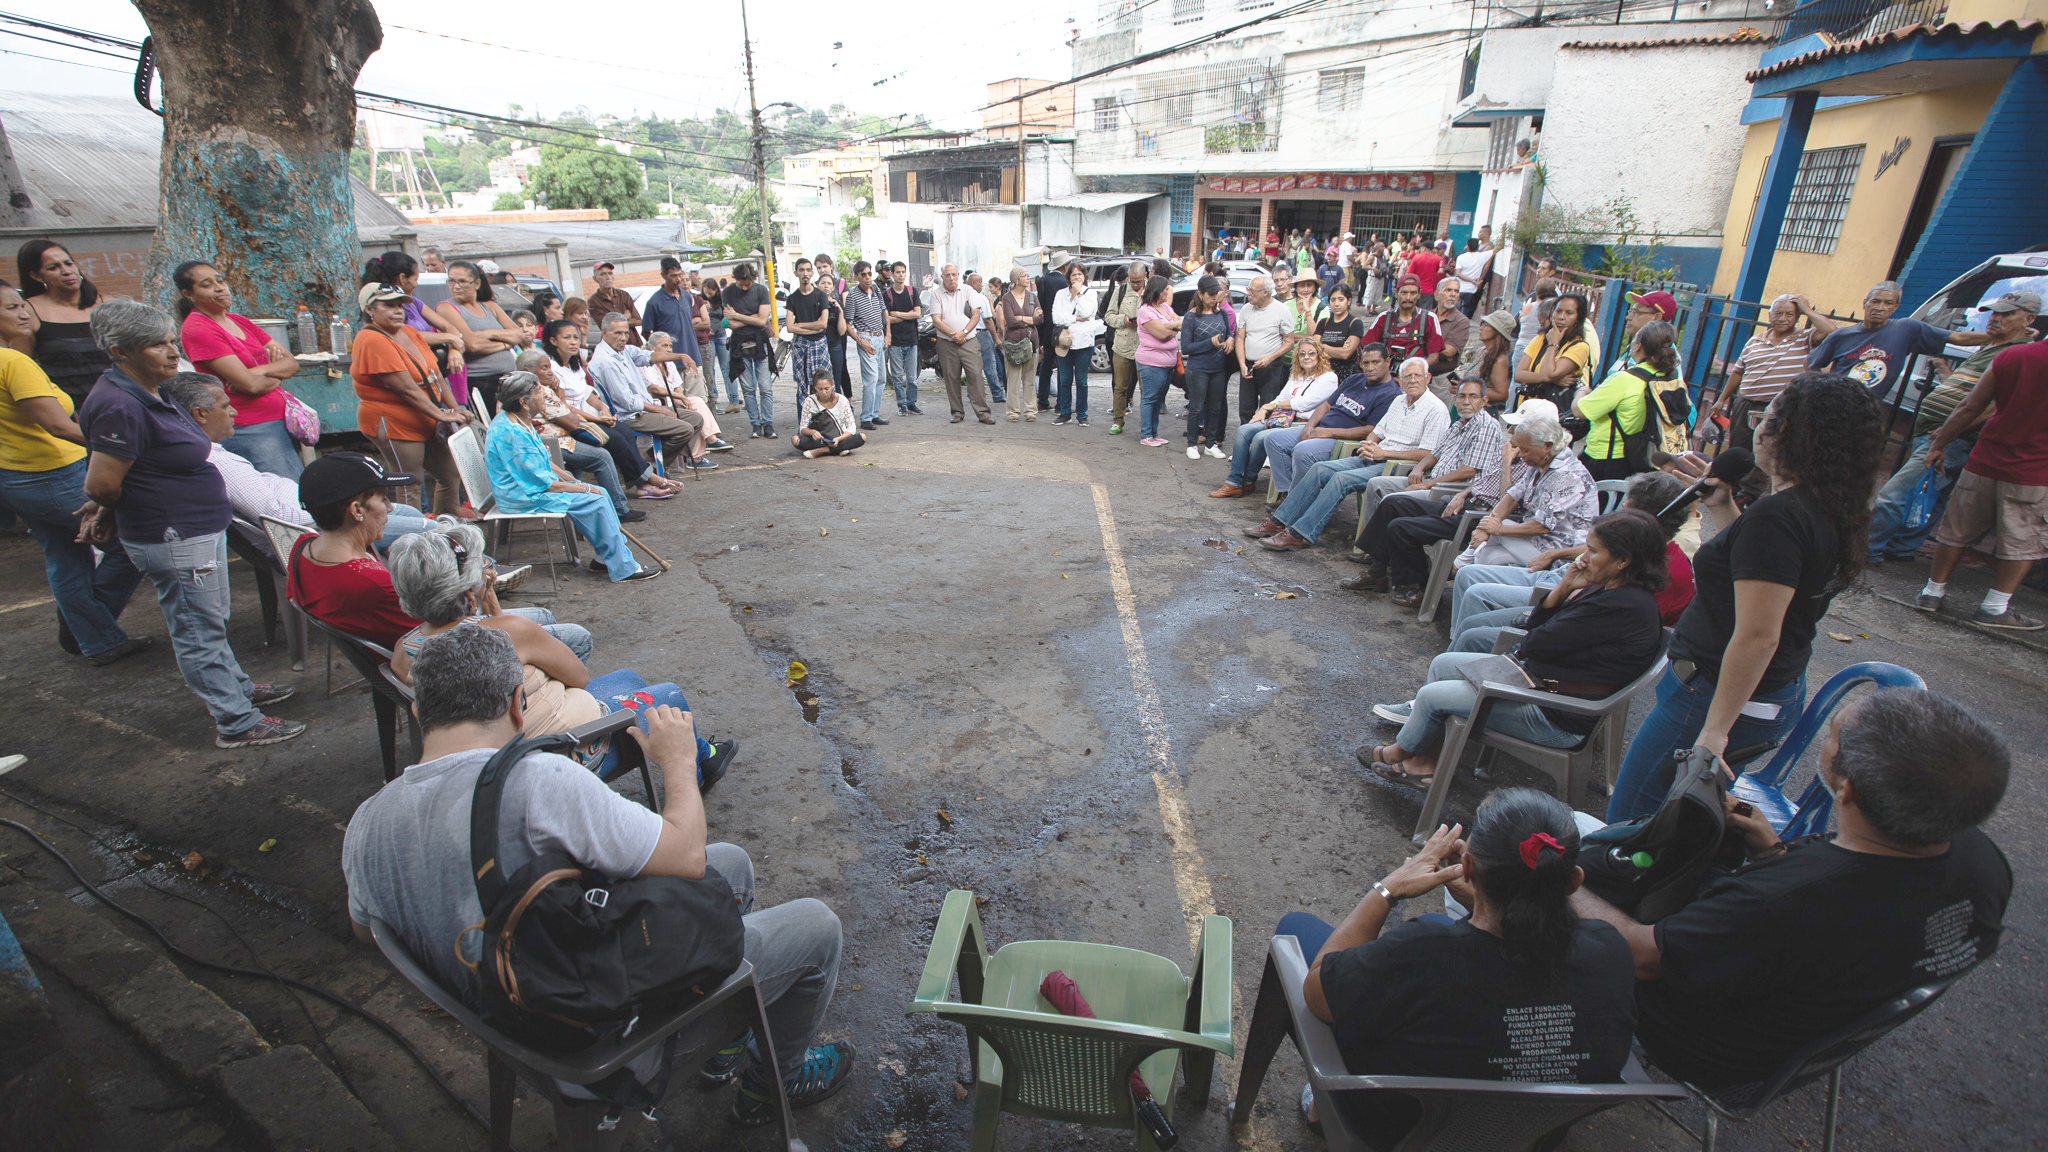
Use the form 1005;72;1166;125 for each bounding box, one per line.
1178;275;1235;460
76;300;304;747
996;267;1042;423
1134;276;1181;447
1607;373;1884;821
1051;265;1102;427
0;280;147;664
437;260;523;414
362;252;467;403
1315;285;1366;378
172;261;305;479
1514;292;1592;411
1574;321;1679;481
351;283;470;516
15;240;110;409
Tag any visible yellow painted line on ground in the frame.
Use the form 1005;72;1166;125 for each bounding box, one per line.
0;595;55;614
1087;480;1215;948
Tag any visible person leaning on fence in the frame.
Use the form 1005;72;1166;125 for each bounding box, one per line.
793;369;865;459
383;517;738;786
485;371;659;583
1575;687;2011;1090
342;622;854;1128
1289;788;1636;1144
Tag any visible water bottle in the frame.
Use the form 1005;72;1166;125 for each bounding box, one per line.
329;314;350;360
295;305;316;356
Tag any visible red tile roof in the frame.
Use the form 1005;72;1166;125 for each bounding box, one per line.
1745;19;2045;82
1561;27;1773;50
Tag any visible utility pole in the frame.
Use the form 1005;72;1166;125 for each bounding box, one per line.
742;0;780;335
1016;93;1026;249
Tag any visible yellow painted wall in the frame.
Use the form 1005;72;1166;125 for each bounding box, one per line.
1709;80;2006;315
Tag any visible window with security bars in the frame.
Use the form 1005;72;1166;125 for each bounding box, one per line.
1173;0;1205;23
1486;120;1519;171
1777;144;1865;255
1317;69;1365;115
1347;203;1442;239
1093;97;1120;132
1162;93;1194;127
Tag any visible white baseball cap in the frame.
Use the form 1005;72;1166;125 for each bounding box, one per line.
1502;398;1559;426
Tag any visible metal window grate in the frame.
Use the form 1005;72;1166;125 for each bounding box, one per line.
1093;97;1120;132
1486;120;1519;172
1777;144;1865;256
1163;93;1194;127
1173;0;1205;23
1317;69;1365;115
1347;203;1442;239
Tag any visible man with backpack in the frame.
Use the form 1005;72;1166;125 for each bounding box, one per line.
343;624;854;1128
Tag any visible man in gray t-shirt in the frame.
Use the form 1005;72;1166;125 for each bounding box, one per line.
344;624;852;1125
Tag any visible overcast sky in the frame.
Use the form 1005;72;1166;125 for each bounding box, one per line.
3;0;1083;133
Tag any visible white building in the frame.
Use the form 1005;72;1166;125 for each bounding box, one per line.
1068;0;1491;257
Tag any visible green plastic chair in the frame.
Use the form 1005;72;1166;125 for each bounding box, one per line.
907;890;1233;1151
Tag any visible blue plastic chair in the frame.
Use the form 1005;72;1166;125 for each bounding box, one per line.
1730;662;1926;838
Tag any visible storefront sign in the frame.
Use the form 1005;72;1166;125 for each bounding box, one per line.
1203;172;1435;194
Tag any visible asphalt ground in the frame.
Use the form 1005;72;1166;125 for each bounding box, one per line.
0;376;2042;1151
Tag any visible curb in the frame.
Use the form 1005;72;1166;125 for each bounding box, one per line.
1;890;398;1152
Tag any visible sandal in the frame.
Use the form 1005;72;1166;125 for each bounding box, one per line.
1372;759;1435;789
634;486;676;500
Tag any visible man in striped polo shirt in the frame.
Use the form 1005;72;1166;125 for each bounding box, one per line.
1698;294;1838;452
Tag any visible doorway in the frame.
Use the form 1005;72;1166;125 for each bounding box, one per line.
1890;136;1972;282
1123;199;1149;252
1273;200;1343;244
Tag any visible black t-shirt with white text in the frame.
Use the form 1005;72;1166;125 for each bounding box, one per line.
1320;917;1636;1145
1640;829;2010;1087
1672;487;1839;691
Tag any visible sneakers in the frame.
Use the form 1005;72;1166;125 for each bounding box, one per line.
1205;444;1228;459
1109;423;1124;435
732;1041;856;1126
1915;592;1944;612
763;424;776;438
249;683;296;707
1077;417;1089;427
699;738;739;794
1186;445;1201;460
1372;700;1414;723
87;636;155;666
688;457;720;471
860;420;876;430
906;404;924;415
1972;607;2045;631
1052;414;1071;425
749;426;764;439
871;415;890;426
706;438;735;452
217;716;307;749
619;508;648;523
698;1030;751;1087
1139;437;1167;447
623;566;663;582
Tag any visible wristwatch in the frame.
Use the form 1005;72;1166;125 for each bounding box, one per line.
1372;880;1402;906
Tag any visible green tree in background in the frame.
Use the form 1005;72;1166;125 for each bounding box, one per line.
528;145;656;219
492;190;526;211
722;190;783;261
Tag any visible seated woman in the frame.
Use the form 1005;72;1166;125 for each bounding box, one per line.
285;451;589;657
384;518;734;788
1289;789;1635;1147
540;320;681;501
484;372;658;582
792;369;865;458
1366;509;1668;787
511;349;644;522
642;330;732;454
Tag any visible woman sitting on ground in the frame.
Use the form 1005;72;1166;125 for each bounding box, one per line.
1289;789;1635;1146
793;369;865;458
384;517;735;788
484;371;658;582
1366;509;1668;787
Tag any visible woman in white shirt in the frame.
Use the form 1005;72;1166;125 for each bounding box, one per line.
1050;266;1104;427
792;369;864;458
1209;341;1341;498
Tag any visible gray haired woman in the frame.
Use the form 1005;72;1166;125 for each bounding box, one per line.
504;360;642;522
1467;412;1600;569
384;515;737;785
76;299;304;748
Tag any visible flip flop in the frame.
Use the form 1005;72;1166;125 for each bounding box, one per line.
634;487;676;500
1372;759;1435;789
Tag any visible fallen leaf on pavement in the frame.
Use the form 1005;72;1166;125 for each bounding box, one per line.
1827;632;1854;642
955;1081;970;1101
878;1058;907;1077
258;838;277;853
820;527;829;536
885;1130;908;1148
1274;589;1298;599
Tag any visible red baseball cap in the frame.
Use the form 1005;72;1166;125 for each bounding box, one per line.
1628;289;1677;321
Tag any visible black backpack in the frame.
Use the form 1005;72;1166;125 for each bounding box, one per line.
1580;746;1745;922
468;734;746;1053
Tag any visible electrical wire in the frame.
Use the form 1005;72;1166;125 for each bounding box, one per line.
0;807;490;1133
0;46;129;73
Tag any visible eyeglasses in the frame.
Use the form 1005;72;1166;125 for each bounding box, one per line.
443;535;468;563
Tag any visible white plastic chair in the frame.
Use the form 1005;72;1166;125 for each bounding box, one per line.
446;423;578;594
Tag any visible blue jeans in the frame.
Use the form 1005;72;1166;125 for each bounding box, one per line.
1265;428;1340;494
585;668;715;782
1397;651;1580;757
1056;349;1091;419
733;354;773;429
1227;423;1282;488
559;439;630;515
1450;565;1558;633
887;344;919;411
1137;364;1173;439
221;419;304;481
504;491;638;580
1608;667;1806;822
1277;910;1453;961
1450;605;1534;654
710;333;735;404
0;459;142;657
121;528;261;736
1867;432;1971;560
1274;457;1389;544
980;337;1006;403
376;503;434;550
502;605;594;664
855;338;887;421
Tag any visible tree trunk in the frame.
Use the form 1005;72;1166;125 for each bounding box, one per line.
136;0;381;346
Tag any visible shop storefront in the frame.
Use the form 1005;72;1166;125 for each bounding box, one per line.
1192;171;1457;257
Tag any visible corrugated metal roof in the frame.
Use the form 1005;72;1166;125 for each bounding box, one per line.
1745;19;2044;82
1027;191;1159;211
1560;27;1773;49
0;91;413;233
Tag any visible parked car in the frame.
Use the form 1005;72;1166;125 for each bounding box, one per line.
1073;258;1247;371
1896;248;2048;410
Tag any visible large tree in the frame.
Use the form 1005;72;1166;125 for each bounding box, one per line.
137;0;381;346
527;146;656;220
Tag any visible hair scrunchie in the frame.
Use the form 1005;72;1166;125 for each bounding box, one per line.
1519;832;1563;870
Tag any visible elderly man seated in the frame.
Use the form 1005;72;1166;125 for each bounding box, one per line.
162;372;433;549
1250;356;1450;552
1342;376;1507;600
1259;343;1400;500
343;624;855;1127
1574;687;2010;1090
586;312;710;471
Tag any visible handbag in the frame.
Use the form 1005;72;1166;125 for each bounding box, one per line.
1001;338;1035;366
1055;328;1074;355
281;390;321;446
1579;746;1746;922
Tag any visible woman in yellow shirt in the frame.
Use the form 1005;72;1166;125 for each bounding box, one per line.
1512;292;1593;412
1574;321;1680;481
0;281;149;664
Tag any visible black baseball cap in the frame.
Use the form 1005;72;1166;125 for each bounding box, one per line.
299;452;416;509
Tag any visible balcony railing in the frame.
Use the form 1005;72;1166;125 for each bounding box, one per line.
1776;0;1946;42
